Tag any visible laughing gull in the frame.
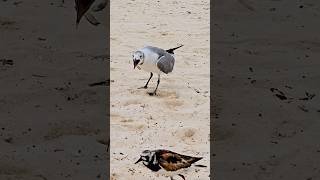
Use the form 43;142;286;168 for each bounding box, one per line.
135;149;205;180
132;45;183;96
75;0;107;27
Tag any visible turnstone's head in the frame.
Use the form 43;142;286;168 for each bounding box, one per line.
135;150;154;165
132;51;144;69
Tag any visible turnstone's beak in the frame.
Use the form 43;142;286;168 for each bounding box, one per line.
135;157;143;164
133;60;139;69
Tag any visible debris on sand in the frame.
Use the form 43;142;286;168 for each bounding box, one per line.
0;59;14;66
270;88;288;100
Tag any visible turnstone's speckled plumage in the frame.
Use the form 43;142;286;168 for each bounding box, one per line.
135;149;205;180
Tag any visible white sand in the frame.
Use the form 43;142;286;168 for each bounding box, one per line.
110;0;210;179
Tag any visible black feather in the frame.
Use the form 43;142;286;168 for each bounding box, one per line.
166;45;184;54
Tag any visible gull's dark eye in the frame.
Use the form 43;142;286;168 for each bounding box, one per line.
140;55;142;58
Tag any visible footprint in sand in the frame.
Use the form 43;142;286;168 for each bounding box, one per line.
122;99;141;106
164;99;184;109
124;90;183;110
160;91;184;109
0;164;32;178
213;125;234;142
110;173;118;180
44;121;100;141
112;114;145;131
174;127;198;142
0;18;18;30
121;122;145;131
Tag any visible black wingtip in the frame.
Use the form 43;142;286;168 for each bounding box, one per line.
166;44;184;54
191;156;203;164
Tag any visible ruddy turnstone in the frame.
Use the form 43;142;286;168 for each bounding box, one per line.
135;149;205;180
75;0;106;27
132;45;183;96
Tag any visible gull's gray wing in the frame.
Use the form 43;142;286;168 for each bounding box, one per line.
157;54;175;74
144;46;167;57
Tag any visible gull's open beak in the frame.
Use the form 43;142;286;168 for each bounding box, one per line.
135;157;143;164
133;60;139;69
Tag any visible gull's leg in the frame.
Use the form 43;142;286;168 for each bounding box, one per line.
144;72;153;88
138;72;153;89
149;74;160;96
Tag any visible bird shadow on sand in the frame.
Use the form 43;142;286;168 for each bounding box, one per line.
136;89;179;98
133;89;185;110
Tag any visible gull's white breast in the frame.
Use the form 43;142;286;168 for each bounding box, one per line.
139;48;162;74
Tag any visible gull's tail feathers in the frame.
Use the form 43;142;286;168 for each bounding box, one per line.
166;44;184;54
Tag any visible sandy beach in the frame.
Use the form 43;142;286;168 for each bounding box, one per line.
110;0;210;179
3;0;320;179
213;1;320;179
0;0;108;179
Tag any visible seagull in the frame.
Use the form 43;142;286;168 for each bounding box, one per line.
75;0;107;27
135;149;205;180
132;45;183;96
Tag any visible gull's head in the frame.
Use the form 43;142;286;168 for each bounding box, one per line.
135;150;153;165
132;51;144;69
